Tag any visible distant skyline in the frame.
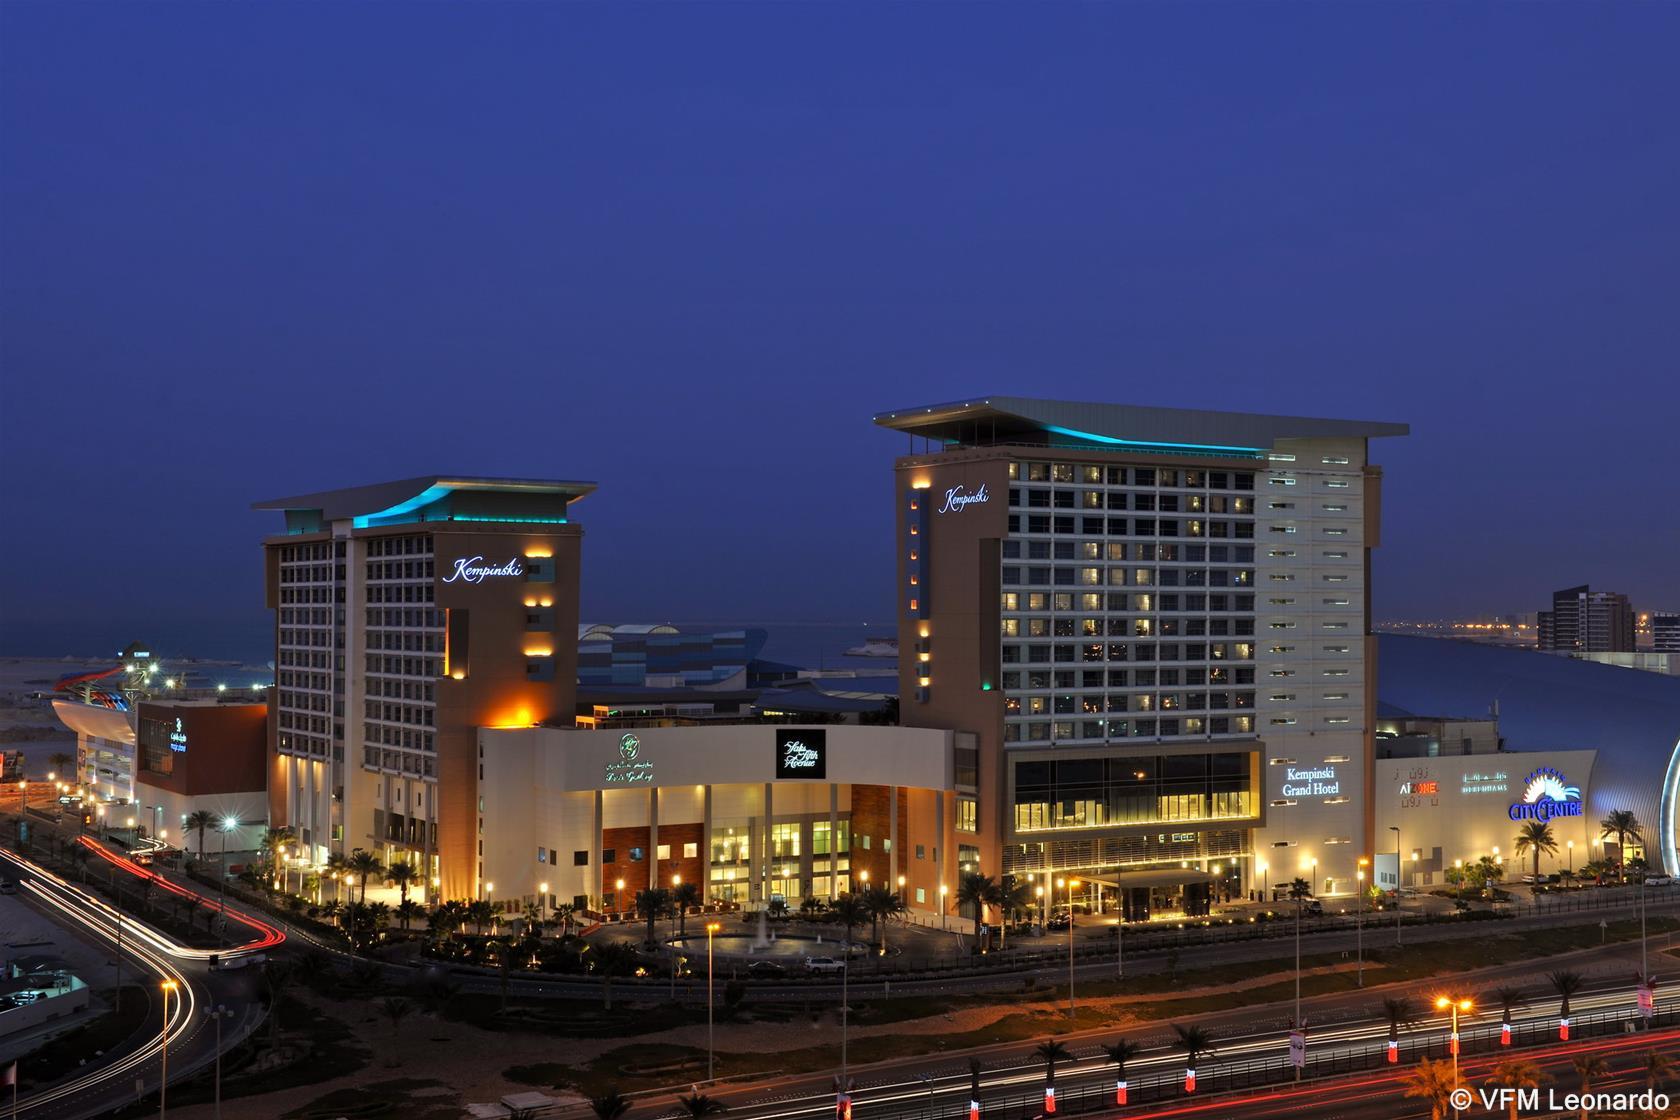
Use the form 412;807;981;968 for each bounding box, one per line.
3;2;1677;658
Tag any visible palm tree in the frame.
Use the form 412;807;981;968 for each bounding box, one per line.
589;1092;632;1120
997;874;1031;948
1402;1057;1458;1120
346;848;384;903
552;902;576;938
831;893;867;958
385;859;419;906
1569;1053;1610;1120
1643;1049;1673;1092
1492;986;1527;1044
466;899;495;936
395;898;425;932
381;996;413;1037
1103;1038;1142;1104
1485;1060;1548;1120
636;887;670;948
325;851;350;900
1476;855;1504;897
955;871;1000;948
674;1092;726;1118
1600;809;1644;880
1171;1024;1215;1093
672;881;701;936
185;810;214;860
862;884;905;956
1513;821;1557;887
1549;970;1584;1039
1033;1040;1075;1112
1381;996;1419;1061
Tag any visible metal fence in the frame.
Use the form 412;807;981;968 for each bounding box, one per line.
856;1000;1679;1120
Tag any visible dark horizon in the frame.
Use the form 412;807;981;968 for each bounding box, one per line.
4;3;1678;651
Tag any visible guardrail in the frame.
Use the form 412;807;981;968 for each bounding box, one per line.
860;1000;1679;1120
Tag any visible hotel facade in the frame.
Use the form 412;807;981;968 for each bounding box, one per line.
256;477;593;901
877;398;1408;908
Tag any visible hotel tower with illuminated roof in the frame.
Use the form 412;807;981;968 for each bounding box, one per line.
877;399;1407;910
255;476;593;900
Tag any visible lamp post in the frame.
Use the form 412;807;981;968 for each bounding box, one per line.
615;878;625;916
1115;860;1125;980
1258;858;1268;904
207;1003;234;1120
939;884;948;931
1568;840;1575;877
218;817;238;934
160;979;178;1119
1060;876;1078;1019
706;921;721;1081
1355;860;1366;988
1435;996;1474;1117
897;874;906;907
538;881;549;927
1389;825;1403;945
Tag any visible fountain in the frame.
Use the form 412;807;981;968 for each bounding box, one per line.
752;907;771;951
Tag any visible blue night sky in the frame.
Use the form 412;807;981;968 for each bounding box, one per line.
2;2;1676;658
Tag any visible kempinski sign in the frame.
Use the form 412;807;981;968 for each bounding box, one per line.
1281;765;1339;798
442;556;525;584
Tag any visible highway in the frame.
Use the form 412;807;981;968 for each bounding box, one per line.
0;846;267;1120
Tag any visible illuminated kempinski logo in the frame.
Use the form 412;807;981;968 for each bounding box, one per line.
936;484;990;514
1508;766;1583;822
442;556;525;584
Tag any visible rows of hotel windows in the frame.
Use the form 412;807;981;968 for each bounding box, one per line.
1011;753;1253;833
1009;463;1257;488
1001;829;1247;875
276;541;344;761
362;538;440;780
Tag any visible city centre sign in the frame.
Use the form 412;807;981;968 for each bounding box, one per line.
936;484;990;514
1281;765;1339;798
442;556;525;584
1508;766;1582;823
604;732;653;785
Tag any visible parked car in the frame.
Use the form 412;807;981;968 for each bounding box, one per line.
747;960;786;978
804;956;846;974
1645;875;1674;887
1303;899;1325;917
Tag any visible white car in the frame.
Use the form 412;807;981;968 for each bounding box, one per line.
804;956;846;974
1644;876;1673;887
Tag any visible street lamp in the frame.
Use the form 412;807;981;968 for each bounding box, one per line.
1059;876;1078;1018
1435;995;1474;1117
1389;825;1403;945
615;878;625;914
705;920;721;1081
1568;840;1575;876
1257;858;1268;904
207;1003;235;1120
897;874;906;906
1356;859;1367;987
218;816;238;932
939;883;948;931
538;881;549;926
160;979;179;1119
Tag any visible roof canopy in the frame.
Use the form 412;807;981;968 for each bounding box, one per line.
254;476;596;530
875;396;1407;453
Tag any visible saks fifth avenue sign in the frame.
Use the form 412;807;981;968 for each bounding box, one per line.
1281;765;1339;798
442;556;525;584
169;718;187;753
1508;767;1582;823
936;484;990;514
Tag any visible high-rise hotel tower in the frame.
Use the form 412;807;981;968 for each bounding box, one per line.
256;476;593;900
878;399;1406;907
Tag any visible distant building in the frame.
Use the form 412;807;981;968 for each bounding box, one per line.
575;624;768;689
1537;585;1634;653
1654;612;1680;654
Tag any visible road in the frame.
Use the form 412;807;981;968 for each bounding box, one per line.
0;847;267;1120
